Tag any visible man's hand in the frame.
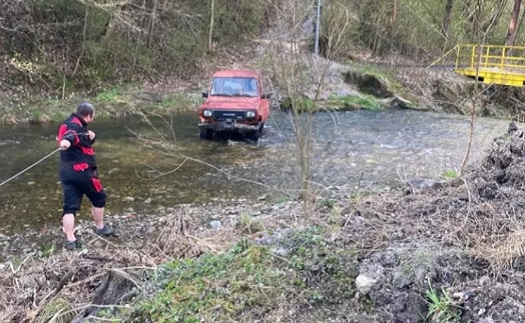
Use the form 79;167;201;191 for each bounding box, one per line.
87;130;96;141
59;139;71;150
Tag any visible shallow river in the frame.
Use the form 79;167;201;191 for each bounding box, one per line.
0;109;508;235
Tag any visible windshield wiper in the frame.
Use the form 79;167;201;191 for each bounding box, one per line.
232;94;256;97
213;93;232;97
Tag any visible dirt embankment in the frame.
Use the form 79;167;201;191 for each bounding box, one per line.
344;123;525;322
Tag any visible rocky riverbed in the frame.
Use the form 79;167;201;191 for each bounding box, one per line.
0;195;309;262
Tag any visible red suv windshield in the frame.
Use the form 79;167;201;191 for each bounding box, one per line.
210;77;258;97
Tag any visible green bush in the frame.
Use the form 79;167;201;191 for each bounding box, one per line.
127;227;358;322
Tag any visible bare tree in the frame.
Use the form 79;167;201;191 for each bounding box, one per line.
442;0;454;39
391;0;398;24
460;3;500;175
505;0;522;46
208;0;215;51
147;0;159;48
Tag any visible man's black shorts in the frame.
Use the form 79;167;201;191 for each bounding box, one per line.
61;169;106;215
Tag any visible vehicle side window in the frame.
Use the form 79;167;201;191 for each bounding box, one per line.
210;78;221;95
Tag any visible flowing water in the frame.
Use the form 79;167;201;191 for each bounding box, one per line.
0;109;509;235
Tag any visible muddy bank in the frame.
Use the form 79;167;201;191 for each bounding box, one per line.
0;195;307;262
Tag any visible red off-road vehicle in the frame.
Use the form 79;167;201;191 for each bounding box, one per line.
198;69;271;141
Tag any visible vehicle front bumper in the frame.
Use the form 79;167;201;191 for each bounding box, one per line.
198;121;261;133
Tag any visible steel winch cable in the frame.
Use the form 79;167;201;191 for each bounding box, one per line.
0;147;61;188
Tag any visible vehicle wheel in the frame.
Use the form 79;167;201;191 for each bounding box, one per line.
199;128;213;140
247;124;263;142
247;131;260;142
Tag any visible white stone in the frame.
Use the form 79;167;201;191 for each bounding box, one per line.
355;274;378;295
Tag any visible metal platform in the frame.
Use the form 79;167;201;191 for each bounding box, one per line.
454;44;525;87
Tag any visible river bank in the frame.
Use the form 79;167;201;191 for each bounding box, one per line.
3;122;525;322
0;83;203;125
0;49;478;126
1;63;519;129
0;196;316;322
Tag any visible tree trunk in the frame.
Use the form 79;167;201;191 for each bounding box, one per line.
147;0;159;49
442;0;454;39
391;0;398;24
506;0;522;46
99;1;129;43
465;0;483;39
71;269;138;322
73;6;89;75
482;0;507;36
208;0;215;51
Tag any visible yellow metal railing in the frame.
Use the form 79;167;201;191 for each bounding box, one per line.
455;44;525;74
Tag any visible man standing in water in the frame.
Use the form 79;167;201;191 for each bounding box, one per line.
57;102;115;250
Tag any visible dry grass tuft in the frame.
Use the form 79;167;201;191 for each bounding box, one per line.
471;229;525;272
144;207;204;262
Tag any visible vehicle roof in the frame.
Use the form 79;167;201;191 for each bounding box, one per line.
212;69;260;78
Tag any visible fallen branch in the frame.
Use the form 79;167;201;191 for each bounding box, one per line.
55;268;77;294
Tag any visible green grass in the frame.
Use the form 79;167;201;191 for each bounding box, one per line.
327;94;384;111
282;94;384;112
0;87;201;124
41;243;56;257
31;109;43;121
425;279;460;323
235;214;264;235
95;86;125;102
441;169;458;179
126;227;358;322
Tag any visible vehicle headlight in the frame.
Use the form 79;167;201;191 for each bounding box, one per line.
203;110;212;117
246;111;256;118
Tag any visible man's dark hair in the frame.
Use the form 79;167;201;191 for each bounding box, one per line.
76;102;95;117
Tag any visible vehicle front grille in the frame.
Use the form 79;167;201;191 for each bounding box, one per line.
212;110;245;121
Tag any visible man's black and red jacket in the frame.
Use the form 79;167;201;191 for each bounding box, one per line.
57;113;97;174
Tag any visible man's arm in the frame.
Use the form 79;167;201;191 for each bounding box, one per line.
59;124;82;149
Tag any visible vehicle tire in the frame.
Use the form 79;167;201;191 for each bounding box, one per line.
247;123;263;142
199;128;213;140
247;130;260;142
